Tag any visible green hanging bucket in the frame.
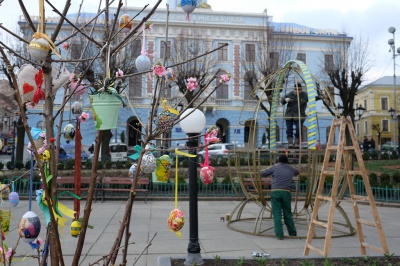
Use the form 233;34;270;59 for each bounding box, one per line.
90;94;121;130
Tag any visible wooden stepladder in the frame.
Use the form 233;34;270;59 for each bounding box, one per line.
304;116;389;256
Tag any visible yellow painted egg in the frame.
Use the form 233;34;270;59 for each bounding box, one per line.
70;220;81;237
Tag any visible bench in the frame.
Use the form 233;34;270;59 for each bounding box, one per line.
98;177;149;203
57;176;102;203
243;178;272;194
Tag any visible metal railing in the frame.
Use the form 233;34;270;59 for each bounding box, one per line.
4;177;400;203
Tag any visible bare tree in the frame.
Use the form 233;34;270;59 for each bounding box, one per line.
372;124;383;148
322;35;372;124
169;31;215;107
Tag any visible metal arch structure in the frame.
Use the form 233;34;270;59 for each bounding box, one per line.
227;61;355;238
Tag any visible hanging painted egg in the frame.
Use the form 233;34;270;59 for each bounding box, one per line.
119;14;133;33
157;110;176;133
135;55;151;72
70;220;81;237
200;166;215;184
28;38;51;62
181;0;197;20
0;184;10;198
140;152;157;173
63;123;76;141
164;68;175;86
71;101;83;117
70;82;85;96
8;192;19;207
167;208;185;234
18;211;41;242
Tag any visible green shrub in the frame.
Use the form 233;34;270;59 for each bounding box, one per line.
379;173;392;188
115;161;124;169
381;152;390;160
390;151;398;160
325;175;334;184
6;161;14;170
85;161;92;169
219;158;228;166
221;175;231;184
57;162;64;170
97;161;104;170
299;175;308;183
370;151;378;160
65;160;74;170
362;152;370;160
354;174;363;181
229;159;236;166
300;155;307;163
24;161;31;170
329;155;336;162
0;162;4;170
392;172;400;184
105;161;112;169
368;173;378;187
181;159;189;167
15;161;24;170
240;158;246;165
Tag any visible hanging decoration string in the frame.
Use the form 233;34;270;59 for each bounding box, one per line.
28;153;34;211
174;149;196;209
32;0;62;58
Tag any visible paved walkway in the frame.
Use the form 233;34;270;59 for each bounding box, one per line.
5;199;400;265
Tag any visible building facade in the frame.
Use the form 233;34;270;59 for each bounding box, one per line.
355;76;400;148
16;1;352;150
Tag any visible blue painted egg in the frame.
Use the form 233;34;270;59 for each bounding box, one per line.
18;211;41;243
63;123;75;141
135;55;151;72
71;101;83;117
181;0;197;15
8;192;19;207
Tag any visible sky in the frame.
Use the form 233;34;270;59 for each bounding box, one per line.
1;0;400;84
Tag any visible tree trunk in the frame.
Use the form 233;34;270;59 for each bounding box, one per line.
101;130;113;162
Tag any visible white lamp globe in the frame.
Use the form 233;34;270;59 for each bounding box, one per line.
179;108;206;133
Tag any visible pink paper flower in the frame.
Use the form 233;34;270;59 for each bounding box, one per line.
153;64;166;77
116;69;124;78
220;73;231;83
79;112;89;122
187;77;198;92
62;42;69;50
0;247;12;262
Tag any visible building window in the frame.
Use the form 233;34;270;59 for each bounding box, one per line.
160;41;171;59
129;75;143;97
245;43;255;62
269;52;279;69
296;53;306;64
217;71;229;99
381;97;389;111
382;120;389;132
324;54;334;72
364;121;368;135
363;99;367;111
218;43;228;61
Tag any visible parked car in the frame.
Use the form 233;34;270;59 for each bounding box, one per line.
197;143;235;162
60;144;89;163
381;141;398;152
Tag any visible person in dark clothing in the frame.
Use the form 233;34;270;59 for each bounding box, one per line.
363;136;369;153
88;143;94;154
260;155;298;239
281;83;308;148
369;136;376;154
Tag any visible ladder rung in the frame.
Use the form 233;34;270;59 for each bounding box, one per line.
312;219;328;228
344;146;355;150
327;146;338;150
348;171;362;175
361;242;384;253
352;195;369;201
317;195;332;201
357;219;376;227
306;244;325;256
323;170;336;175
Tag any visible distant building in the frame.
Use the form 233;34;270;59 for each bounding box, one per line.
355;76;400;148
17;3;352;149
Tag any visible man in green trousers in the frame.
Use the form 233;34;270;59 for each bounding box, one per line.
261;155;298;239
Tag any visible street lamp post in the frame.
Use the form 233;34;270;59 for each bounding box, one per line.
179;108;206;266
11;118;17;169
388;27;400;155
